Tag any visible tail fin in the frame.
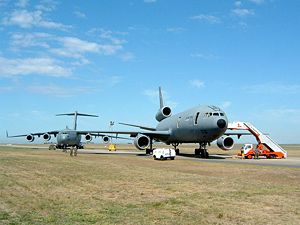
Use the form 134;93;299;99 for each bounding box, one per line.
156;87;172;122
56;111;98;130
159;86;164;109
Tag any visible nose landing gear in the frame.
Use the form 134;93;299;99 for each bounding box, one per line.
195;143;209;158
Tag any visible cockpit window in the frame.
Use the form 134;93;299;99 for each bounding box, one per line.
213;113;219;116
220;113;224;116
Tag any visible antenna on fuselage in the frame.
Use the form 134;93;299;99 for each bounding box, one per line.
56;111;98;130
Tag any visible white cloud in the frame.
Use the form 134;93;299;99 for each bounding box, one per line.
235;1;242;7
3;9;71;30
96;29;127;45
51;36;122;58
10;32;52;48
190;14;221;24
0;86;13;92
26;84;94;97
242;83;300;94
166;27;185;33
189;79;205;88
35;0;58;12
221;101;232;109
120;52;135;61
74;10;86;19
191;53;218;60
16;0;28;8
249;0;265;4
144;0;157;3
232;8;255;17
0;57;71;77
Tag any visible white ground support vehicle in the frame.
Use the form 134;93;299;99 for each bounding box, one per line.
153;148;176;160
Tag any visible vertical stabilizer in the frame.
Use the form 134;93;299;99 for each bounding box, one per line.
56;111;98;130
159;86;164;109
155;87;172;122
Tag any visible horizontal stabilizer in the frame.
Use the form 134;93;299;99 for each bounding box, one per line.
56;112;98;117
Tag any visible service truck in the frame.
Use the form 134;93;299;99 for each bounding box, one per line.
239;144;285;159
153;148;176;160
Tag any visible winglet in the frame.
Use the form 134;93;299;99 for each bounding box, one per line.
159;86;164;109
6;130;9;138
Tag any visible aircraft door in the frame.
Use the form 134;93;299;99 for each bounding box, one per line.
177;117;181;128
194;112;200;125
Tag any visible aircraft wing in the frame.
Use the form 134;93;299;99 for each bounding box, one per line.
118;122;156;131
6;130;59;138
76;130;131;140
76;130;171;139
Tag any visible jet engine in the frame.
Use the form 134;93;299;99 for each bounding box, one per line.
85;133;92;142
102;136;110;144
26;134;35;142
133;134;150;150
217;136;234;151
155;106;172;122
42;133;51;141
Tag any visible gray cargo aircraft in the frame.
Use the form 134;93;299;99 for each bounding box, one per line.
6;111;112;153
81;87;235;158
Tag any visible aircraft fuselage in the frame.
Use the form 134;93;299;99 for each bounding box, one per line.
156;105;228;144
56;129;82;148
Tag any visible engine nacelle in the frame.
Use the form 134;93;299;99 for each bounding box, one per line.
85;133;92;142
26;134;35;142
155;106;172;122
102;136;110;144
133;134;150;150
217;136;234;151
42;133;51;141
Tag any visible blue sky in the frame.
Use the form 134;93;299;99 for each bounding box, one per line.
0;0;299;144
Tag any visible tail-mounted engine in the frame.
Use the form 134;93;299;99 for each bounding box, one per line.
26;134;35;142
217;136;234;151
155;106;172;122
133;134;150;150
85;133;92;142
42;133;51;141
102;136;110;144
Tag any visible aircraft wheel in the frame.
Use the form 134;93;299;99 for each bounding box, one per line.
153;155;156;160
160;155;164;160
204;151;209;158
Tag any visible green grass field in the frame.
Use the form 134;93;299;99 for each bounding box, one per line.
0;145;299;225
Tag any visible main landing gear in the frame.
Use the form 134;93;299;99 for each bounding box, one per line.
172;143;180;155
195;143;209;158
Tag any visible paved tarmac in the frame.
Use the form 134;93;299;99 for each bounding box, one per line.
1;145;299;168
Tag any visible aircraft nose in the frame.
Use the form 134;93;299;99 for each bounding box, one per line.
217;119;227;129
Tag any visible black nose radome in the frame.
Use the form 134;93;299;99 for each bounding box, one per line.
217;119;226;129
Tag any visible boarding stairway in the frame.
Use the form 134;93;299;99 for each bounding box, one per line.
228;122;287;158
